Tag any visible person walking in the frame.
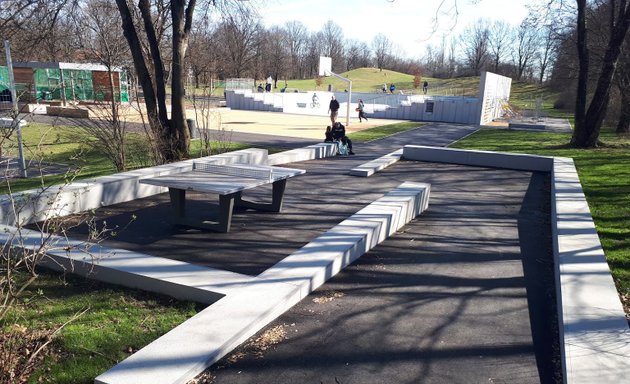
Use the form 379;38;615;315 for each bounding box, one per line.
328;95;340;124
357;99;368;122
389;83;396;94
423;80;428;94
265;76;273;92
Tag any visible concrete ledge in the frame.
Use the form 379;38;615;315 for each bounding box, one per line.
0;117;27;128
0;224;258;304
350;149;403;177
46;106;90;118
94;181;430;384
401;145;630;384
258;181;430;295
551;157;630;383
403;144;553;171
0;148;269;226
267;143;336;165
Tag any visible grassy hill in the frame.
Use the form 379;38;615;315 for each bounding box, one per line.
267;68;563;114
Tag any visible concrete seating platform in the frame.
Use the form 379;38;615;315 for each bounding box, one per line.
349;148;403;177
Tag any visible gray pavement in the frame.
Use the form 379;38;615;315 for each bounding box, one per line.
63;122;561;383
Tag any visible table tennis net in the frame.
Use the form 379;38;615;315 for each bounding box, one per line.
193;162;272;180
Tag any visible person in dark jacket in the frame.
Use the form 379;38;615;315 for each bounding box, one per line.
331;121;354;155
324;126;334;142
328;95;340;124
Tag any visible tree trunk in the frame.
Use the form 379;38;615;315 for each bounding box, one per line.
170;0;194;158
108;68;125;171
617;89;630;133
572;0;630;147
115;0;159;132
573;0;589;142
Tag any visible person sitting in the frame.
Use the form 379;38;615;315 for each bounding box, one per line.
324;126;334;142
331;121;355;155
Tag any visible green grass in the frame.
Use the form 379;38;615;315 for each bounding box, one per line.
450;128;630;300
5;271;201;384
351;121;423;142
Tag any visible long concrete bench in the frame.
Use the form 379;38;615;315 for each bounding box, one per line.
0;148;269;226
0;224;256;304
86;181;430;384
267;142;337;165
402;145;630;384
349;148;403;177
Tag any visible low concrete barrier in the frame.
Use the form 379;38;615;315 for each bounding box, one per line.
350;149;403;177
267;143;337;165
402;145;630;384
0;148;269;226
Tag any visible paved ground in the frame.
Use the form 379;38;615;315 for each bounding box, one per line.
59;117;562;384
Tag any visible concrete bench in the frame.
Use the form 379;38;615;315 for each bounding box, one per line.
267;142;337;165
0;117;27;128
350;149;403;177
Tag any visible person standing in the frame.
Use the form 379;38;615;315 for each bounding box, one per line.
265;76;273;92
423;80;428;94
390;83;396;94
357;99;368;122
328;95;340;124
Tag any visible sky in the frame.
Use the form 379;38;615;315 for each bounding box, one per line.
257;0;533;60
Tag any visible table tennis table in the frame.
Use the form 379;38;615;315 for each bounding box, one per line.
140;162;306;232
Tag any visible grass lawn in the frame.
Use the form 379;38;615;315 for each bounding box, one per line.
450;128;630;308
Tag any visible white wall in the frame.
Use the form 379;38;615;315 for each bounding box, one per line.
226;71;512;126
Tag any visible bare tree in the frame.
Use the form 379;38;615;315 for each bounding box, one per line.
284;21;308;79
213;7;260;78
512;20;538;80
304;32;323;79
345;40;372;70
460;19;491;75
320;20;345;72
0;0;78;61
372;33;392;71
69;0;132;171
263;26;290;88
115;0;224;162
536;21;559;84
488;21;514;74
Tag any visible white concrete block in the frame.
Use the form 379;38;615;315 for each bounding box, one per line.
350;149;403;177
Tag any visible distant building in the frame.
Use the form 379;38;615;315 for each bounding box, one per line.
0;61;129;104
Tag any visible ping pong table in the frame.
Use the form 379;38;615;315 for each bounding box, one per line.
139;162;306;232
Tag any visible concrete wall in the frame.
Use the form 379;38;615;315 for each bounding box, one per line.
226;70;511;126
479;71;512;125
